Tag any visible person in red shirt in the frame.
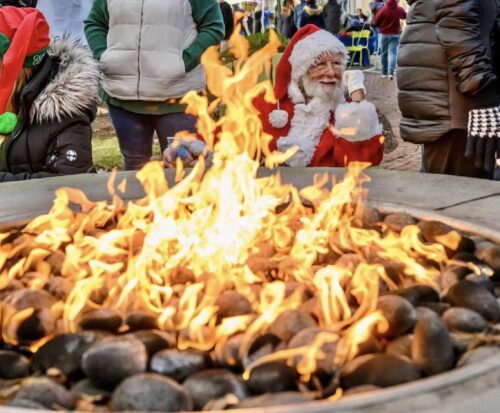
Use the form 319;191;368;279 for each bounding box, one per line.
372;0;406;80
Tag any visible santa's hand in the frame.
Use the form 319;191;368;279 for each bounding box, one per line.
466;106;500;173
332;100;382;142
343;70;366;101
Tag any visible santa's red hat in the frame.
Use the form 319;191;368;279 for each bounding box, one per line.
269;24;348;129
0;6;50;134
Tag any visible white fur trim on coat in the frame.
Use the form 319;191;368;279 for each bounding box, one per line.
289;30;348;83
31;38;101;124
332;101;382;142
269;109;289;128
276;97;331;167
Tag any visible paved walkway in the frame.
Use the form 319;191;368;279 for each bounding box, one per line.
363;71;422;172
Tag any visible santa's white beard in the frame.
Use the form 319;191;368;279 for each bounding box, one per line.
302;75;343;108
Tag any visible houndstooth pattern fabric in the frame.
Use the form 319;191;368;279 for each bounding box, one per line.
468;106;500;139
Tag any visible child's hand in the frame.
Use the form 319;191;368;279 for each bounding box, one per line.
163;145;194;168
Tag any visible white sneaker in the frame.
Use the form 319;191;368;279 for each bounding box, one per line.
388;75;394;80
381;75;388;79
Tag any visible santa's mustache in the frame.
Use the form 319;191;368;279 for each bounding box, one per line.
317;78;339;87
302;75;343;103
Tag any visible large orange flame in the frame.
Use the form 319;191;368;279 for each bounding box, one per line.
0;30;454;382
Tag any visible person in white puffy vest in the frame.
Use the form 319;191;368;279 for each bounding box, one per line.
84;0;225;170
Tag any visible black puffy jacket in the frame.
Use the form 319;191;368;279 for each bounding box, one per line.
397;0;500;144
0;39;100;182
0;0;37;6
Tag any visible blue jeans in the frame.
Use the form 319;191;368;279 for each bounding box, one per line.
372;27;380;54
107;104;197;170
380;34;400;76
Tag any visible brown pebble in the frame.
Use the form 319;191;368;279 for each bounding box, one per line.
215;290;253;323
383;213;416;233
46;250;66;275
269;309;317;343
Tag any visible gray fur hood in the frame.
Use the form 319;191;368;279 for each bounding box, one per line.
30;38;101;124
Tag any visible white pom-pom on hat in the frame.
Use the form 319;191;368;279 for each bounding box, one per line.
269;108;289;129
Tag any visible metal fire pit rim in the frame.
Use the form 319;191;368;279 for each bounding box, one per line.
373;202;500;245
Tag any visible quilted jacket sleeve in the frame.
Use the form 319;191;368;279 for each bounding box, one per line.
434;0;497;99
0;120;94;183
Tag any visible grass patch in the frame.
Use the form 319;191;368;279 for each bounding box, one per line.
92;137;161;172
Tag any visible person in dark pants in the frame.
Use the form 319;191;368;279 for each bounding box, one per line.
0;0;37;6
397;0;500;179
254;8;263;33
218;0;234;40
372;0;406;79
299;0;326;30
85;0;225;171
293;0;306;29
323;0;341;35
107;108;200;170
277;0;296;39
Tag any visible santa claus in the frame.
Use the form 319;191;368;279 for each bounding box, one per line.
253;24;384;167
163;24;384;168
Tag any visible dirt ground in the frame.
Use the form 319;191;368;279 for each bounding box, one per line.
92;73;422;172
92;107;116;139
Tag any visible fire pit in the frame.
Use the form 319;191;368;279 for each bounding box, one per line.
0;166;500;413
1;29;500;413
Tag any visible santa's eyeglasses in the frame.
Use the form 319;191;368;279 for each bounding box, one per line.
309;60;342;72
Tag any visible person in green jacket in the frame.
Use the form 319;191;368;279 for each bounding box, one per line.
84;0;225;170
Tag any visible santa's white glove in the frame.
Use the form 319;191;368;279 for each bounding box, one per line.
343;70;366;100
332;100;382;142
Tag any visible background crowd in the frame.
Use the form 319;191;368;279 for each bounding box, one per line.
0;0;497;182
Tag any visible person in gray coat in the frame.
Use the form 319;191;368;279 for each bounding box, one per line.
324;0;342;35
397;0;500;179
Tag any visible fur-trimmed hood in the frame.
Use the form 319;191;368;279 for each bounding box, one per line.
30;38;101;124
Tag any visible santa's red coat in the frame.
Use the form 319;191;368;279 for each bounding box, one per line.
253;94;384;167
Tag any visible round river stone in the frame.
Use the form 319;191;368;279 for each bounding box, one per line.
340;354;421;389
111;373;192;412
183;369;248;410
377;295;417;338
0;350;30;379
82;336;147;389
442;307;487;333
412;310;455;376
445;280;500;322
150;349;210;382
247;360;298;394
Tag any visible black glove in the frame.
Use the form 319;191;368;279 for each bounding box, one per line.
0;0;37;7
466;106;500;173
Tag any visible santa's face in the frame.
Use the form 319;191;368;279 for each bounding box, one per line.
303;53;343;102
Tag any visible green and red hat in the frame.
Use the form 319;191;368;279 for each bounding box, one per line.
0;6;50;134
